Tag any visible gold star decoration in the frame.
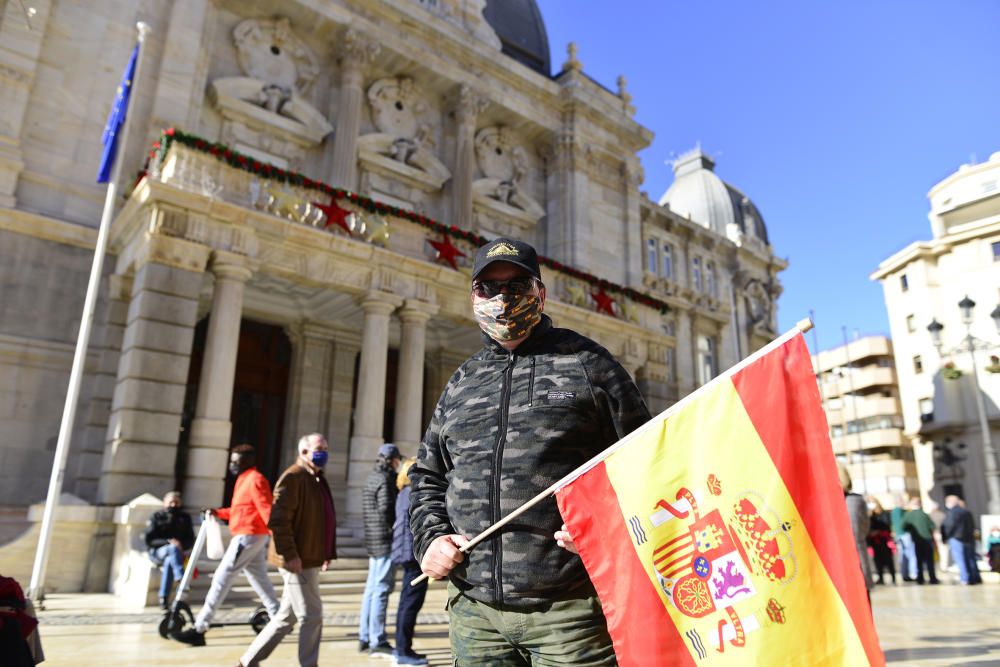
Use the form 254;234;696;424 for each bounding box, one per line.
265;187;306;221
619;300;639;323
363;214;391;248
565;283;588;308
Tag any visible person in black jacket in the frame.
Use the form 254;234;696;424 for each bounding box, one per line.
410;238;651;666
941;495;982;585
358;443;402;657
144;491;195;609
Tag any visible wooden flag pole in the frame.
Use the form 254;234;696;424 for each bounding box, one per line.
409;317;814;586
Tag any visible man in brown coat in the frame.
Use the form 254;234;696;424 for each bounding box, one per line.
239;433;337;667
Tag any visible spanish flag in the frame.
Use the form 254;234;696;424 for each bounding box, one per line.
555;329;883;666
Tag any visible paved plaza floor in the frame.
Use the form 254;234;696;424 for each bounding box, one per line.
30;575;1000;666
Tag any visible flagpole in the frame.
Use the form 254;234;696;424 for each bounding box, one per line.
411;317;814;586
27;21;151;605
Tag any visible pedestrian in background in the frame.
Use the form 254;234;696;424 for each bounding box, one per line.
838;464;873;598
391;457;428;666
144;491;195;609
239;433;336;667
901;498;939;585
941;495;982;585
176;444;280;646
359;443;402;658
868;499;896;585
890;497;917;581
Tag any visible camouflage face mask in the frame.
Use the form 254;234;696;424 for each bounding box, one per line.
473;293;542;342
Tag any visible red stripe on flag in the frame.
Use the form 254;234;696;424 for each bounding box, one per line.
731;334;884;666
557;462;696;667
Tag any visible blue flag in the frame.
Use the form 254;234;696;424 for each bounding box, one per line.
96;43;139;183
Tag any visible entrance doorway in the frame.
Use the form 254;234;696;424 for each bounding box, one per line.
177;318;292;503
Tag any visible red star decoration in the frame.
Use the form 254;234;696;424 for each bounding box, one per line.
591;287;616;317
312;200;352;235
427;234;466;270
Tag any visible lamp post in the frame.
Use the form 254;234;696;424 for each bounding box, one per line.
927;296;1000;514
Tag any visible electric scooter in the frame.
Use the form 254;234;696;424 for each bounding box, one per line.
158;511;270;639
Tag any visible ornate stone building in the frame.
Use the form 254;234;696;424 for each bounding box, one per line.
0;0;785;535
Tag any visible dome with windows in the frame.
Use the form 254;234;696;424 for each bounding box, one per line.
658;148;769;245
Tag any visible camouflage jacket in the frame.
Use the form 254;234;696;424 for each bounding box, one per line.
409;315;651;608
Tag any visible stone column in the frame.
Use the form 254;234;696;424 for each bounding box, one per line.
74;274;133;502
98;235;210;505
326;331;361;514
346;291;403;526
543;120;592;268
394;300;439;456
0;0;52;206
183;252;252;508
622;158;644;287
284;323;335;448
330;29;380;191
675;309;696;398
452;85;488;230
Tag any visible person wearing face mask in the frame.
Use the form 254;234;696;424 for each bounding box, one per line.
144;491;195;610
174;444;280;646
239;433;336;667
410;238;651;665
358;443;403;658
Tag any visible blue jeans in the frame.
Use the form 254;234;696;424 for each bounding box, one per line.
948;538;982;584
395;561;428;654
359;555;395;645
897;532;917;579
150;543;185;599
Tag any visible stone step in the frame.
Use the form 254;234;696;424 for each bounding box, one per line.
0;506;31;548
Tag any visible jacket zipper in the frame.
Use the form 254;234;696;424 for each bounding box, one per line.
492;350;515;604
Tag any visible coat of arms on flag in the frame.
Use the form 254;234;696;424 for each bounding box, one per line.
555;329;884;666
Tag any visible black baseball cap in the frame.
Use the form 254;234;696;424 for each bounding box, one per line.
471;237;541;281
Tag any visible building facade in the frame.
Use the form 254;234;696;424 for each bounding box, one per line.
872;152;1000;515
812;336;918;508
0;0;786;535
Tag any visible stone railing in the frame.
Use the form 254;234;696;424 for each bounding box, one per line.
143;129;672;324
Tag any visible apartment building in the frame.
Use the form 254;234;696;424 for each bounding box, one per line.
813;336;919;508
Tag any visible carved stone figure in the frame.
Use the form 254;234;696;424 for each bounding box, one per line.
233;17;319;98
209;16;331;162
357;77;450;192
471;126;543;223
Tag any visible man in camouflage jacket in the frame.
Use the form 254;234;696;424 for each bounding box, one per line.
410;237;651;665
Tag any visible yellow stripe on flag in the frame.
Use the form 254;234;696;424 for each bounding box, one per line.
602;377;870;665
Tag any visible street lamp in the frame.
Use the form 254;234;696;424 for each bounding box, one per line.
927;296;1000;514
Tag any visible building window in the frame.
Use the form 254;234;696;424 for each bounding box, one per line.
661;243;673;279
692;257;703;292
706;261;717;297
697;335;716;385
993;240;1000;262
913;355;923;374
900;274;909;292
906;314;915;333
919;397;934;423
646;238;658;274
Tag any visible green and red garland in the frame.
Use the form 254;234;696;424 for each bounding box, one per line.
142;128;671;315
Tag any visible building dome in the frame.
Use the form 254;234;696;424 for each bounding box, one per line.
658;148;769;245
483;0;551;76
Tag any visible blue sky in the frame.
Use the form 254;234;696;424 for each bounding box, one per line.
536;0;1000;353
